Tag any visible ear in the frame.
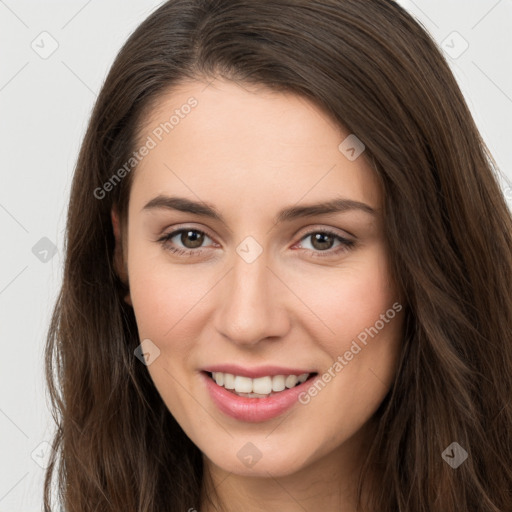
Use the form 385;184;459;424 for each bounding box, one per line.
111;207;133;307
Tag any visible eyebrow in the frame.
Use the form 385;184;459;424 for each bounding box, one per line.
141;195;377;223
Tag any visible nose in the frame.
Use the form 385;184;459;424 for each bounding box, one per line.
214;249;291;347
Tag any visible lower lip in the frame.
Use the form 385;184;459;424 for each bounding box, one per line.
201;371;317;423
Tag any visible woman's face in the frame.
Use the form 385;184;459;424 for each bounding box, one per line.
116;78;404;478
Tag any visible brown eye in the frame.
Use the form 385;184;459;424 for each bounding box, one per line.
297;229;356;258
158;228;213;255
309;232;336;251
179;230;205;249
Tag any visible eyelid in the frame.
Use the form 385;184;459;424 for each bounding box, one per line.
294;224;354;241
158;223;218;242
157;223;356;258
158;224;354;247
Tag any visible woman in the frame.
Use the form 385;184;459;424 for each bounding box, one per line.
43;0;512;511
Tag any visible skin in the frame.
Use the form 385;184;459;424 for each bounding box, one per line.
112;78;404;511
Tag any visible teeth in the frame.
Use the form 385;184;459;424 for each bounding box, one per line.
285;375;298;388
234;375;253;393
253;376;272;395
223;373;235;389
272;375;286;392
211;372;310;395
214;373;224;386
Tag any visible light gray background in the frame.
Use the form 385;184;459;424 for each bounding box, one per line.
0;1;511;510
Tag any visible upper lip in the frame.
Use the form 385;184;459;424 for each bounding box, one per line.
201;364;316;379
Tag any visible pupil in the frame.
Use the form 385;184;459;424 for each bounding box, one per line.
182;230;204;248
180;231;333;250
312;233;333;250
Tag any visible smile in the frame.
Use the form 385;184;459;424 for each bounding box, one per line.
208;371;311;397
201;370;319;422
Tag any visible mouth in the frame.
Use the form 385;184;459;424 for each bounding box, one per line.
201;369;320;422
203;370;319;399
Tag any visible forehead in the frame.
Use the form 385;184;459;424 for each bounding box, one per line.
130;78;382;215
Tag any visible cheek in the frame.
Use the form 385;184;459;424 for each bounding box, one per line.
126;250;208;414
297;247;403;410
127;241;211;341
299;247;397;348
128;270;175;341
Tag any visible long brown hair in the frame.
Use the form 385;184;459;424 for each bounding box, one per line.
44;1;512;510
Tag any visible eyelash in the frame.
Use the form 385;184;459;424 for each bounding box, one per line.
156;227;356;259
